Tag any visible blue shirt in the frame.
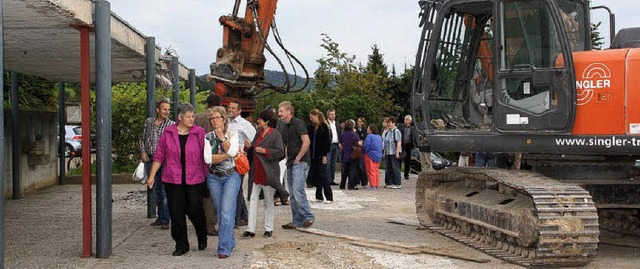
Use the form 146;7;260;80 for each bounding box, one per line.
363;134;383;163
383;128;401;155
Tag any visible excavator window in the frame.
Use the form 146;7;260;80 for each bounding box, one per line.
497;0;563;115
499;1;563;70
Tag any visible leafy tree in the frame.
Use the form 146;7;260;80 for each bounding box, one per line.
388;64;415;118
3;72;57;111
110;81;207;169
256;34;403;130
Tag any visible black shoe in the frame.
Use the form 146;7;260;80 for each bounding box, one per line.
263;231;273;238
242;231;255;238
150;220;162;226
198;242;207;251
404;176;410;180
172;249;188;256
303;220;314;228
330;182;339;186
281;223;296;229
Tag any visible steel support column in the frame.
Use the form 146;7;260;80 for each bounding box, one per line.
58;82;66;185
145;37;157;219
172;56;180;120
95;0;113;258
0;1;5;266
11;72;20;199
79;25;92;258
189;69;196;107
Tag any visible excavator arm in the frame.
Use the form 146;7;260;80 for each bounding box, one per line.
210;0;308;114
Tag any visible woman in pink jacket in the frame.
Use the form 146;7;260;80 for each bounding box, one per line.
147;103;209;256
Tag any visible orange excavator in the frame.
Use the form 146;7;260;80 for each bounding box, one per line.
412;0;640;267
209;0;309;115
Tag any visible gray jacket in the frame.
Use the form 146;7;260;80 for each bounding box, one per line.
249;128;288;196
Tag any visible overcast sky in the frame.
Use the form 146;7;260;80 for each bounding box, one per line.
108;0;639;76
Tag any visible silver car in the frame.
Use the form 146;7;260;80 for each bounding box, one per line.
64;125;83;157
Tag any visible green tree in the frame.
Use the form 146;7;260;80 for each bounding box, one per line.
365;44;389;78
3;72;57;111
591;21;605;50
110;81;207;169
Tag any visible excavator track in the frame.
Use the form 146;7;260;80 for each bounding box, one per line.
416;167;599;267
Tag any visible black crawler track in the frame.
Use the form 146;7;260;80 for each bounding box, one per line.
416;168;599;267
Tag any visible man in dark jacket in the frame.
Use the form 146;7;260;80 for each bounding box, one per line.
326;109;341;185
398;115;420;180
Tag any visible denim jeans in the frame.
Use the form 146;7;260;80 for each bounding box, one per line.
144;160;170;224
327;143;340;182
286;162;314;227
207;172;241;256
385;155;402;186
475;152;496;167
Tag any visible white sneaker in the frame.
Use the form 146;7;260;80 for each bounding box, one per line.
323;200;333;204
313;199;323;203
390;185;400;189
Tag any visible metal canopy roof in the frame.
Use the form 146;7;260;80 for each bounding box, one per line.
3;0;190;82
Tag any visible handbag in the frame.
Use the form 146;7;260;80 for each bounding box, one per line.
234;152;250;175
350;132;362;159
132;161;148;183
351;144;363;159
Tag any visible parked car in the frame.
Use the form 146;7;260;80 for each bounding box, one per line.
409;148;454;174
64;125;83;157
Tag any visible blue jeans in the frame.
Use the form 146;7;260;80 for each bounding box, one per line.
287;162;314;227
475;152;496;167
385;155;402;186
327;143;340;182
207;172;241;256
145;160;170;224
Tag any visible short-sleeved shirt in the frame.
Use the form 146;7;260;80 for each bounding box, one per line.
383;127;402;155
281;117;310;167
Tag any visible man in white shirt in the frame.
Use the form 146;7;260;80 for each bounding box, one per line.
326;109;341;185
227;100;256;227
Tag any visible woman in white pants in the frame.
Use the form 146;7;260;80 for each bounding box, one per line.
243;110;284;238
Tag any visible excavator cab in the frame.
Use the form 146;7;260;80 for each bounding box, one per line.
413;0;589;151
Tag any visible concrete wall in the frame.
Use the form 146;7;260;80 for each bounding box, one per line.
3;111;59;199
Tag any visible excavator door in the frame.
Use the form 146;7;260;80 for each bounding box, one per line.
494;0;577;132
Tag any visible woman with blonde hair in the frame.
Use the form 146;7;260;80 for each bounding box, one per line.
204;106;240;259
308;109;333;203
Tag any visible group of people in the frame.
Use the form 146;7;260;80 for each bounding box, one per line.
139;93;433;258
139;94;315;259
321;113;430;193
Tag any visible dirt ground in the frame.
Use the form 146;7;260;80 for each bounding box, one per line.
213;172;640;268
5;171;640;268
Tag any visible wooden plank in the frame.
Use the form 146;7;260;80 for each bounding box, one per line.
297;227;491;263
